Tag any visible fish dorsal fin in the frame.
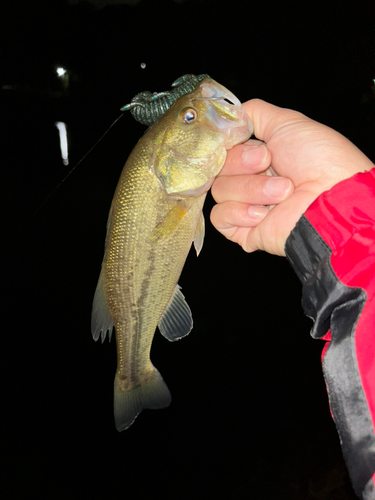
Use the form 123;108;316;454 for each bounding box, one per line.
91;267;114;343
158;285;193;341
194;211;205;256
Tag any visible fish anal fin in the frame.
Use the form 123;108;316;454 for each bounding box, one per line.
91;266;114;343
158;285;193;341
114;368;171;431
194;211;205;256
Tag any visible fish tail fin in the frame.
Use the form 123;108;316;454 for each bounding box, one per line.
114;368;171;431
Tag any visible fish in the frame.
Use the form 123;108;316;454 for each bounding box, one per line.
91;77;253;431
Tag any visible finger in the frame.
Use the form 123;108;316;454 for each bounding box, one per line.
242;99;306;143
221;140;271;176
211;173;294;205
210;201;269;231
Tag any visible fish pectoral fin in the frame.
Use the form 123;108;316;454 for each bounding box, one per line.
194;211;205;256
150;200;191;243
158;285;193;341
91;266;114;343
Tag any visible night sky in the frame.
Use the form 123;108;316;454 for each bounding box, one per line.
2;0;375;498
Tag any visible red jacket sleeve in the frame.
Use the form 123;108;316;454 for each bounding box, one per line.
285;169;375;500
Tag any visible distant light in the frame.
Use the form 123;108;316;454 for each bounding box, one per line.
56;67;67;77
140;62;146;69
55;122;69;166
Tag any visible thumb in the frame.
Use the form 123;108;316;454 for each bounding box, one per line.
242;99;305;143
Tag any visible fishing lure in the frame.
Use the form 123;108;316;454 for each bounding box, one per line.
121;74;210;126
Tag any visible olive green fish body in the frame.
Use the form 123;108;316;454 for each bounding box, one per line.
92;78;252;430
107;142;206;429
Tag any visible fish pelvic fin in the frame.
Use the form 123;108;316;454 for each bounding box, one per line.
114;368;171;431
194;211;205;256
158;285;193;341
91;266;114;343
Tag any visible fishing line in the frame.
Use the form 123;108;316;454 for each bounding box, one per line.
33;112;125;218
33;76;221;218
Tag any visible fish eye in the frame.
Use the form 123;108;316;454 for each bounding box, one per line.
180;108;197;124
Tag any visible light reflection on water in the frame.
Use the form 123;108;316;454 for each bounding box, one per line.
55;121;69;166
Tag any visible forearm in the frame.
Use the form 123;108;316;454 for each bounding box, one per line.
285;170;375;500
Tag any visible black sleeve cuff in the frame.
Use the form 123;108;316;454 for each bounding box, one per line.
285;215;365;340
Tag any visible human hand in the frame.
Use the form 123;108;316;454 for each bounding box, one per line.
210;99;374;256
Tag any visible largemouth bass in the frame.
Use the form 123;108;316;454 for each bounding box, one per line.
91;77;252;431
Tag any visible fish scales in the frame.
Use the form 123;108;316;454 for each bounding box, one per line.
107;143;205;382
92;77;252;431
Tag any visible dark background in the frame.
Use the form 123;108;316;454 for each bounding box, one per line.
2;0;374;498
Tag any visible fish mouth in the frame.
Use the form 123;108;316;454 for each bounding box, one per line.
194;79;242;106
193;79;253;147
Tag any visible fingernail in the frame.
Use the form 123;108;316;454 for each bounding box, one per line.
243;139;264;147
265;177;291;197
242;144;267;166
248;205;268;219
